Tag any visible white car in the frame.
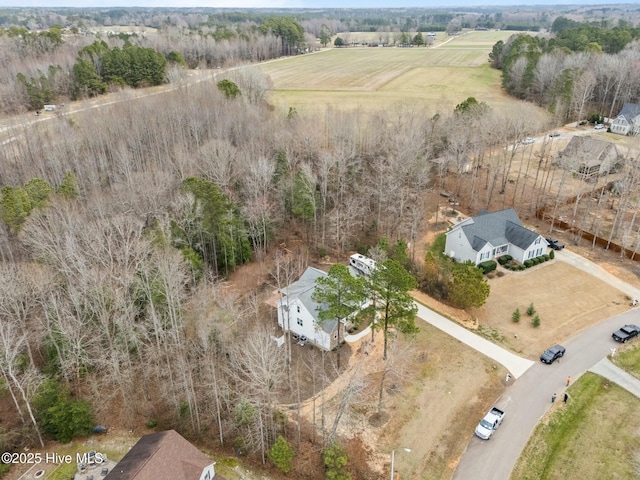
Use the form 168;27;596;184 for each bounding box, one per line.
522;137;535;145
595;124;605;130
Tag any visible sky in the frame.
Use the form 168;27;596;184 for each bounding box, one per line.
2;0;640;8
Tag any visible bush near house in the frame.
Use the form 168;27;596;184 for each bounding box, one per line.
478;260;497;274
503;254;550;271
498;255;512;265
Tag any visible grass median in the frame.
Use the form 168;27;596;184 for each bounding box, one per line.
511;372;640;480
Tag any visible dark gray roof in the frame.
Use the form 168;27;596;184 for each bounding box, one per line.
618;103;640;123
280;267;337;334
462;208;539;251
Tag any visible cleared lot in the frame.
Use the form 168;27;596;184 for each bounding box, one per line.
470;261;630;359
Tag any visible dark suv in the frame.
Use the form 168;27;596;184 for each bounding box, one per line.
545;238;564;250
540;344;566;364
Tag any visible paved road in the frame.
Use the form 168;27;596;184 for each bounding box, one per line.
452;306;640;480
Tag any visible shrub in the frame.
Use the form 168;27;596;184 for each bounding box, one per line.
532;314;541;327
526;303;536;316
524;259;533;268
549;250;555;259
478;260;497;274
268;436;294;474
498;255;512;265
532;257;540;265
323;441;352;480
512;308;521;323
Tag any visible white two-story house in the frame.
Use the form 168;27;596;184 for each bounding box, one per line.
276;265;370;351
444;208;547;265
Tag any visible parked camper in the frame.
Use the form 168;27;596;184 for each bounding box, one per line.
349;254;376;277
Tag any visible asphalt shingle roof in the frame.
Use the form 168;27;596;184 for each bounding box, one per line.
280;267;337;333
618;103;640;123
104;430;224;480
462;208;539;251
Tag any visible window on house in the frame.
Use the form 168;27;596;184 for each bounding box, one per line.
296;306;300;313
297;318;303;326
535;238;541;244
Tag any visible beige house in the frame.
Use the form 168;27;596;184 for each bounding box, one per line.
557;136;621;179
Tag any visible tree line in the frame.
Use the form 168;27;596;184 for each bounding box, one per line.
490;19;640;123
0;17;305;114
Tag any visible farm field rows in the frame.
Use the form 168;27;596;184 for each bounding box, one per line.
258;30;527;116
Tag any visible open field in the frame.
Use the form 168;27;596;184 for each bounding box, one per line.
258;30;531;116
511;372;640;480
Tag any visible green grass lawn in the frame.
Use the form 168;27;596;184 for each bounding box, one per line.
258;30;527;117
511;372;640;480
611;341;640;379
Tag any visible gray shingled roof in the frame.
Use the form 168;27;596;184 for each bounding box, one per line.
280;267;337;334
463;208;539;251
617;103;640;123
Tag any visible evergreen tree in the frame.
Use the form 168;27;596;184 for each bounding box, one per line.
323;441;352;480
268;436;294;474
369;259;418;360
448;261;490;309
313;264;367;368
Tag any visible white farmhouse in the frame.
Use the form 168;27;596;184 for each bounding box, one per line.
276;265;370;351
610;103;640;136
276;267;342;351
444;208;547;265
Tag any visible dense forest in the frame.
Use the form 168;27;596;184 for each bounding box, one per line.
1;6;640;480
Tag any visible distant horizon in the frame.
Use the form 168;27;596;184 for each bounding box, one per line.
2;1;640;9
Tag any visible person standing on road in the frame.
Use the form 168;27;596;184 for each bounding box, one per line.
551;393;557;403
563;392;569;403
566;376;571;386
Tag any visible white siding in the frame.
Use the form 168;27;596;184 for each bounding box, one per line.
477;244;493;264
445;228;477;263
199;464;215;480
276;297;332;350
611;116;630;135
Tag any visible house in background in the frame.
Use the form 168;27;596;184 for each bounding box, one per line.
444;208;546;265
104;430;224;480
276;265;368;350
610;103;640;136
557;136;622;179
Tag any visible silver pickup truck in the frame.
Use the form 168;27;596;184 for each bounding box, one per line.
475;407;505;440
